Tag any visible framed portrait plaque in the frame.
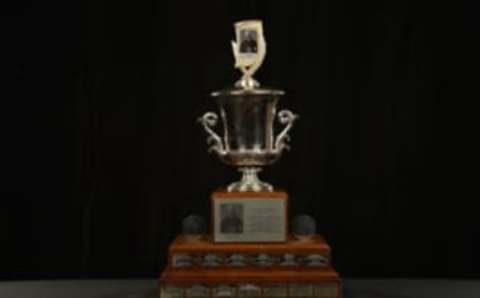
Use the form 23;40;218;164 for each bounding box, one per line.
232;20;266;69
212;191;288;243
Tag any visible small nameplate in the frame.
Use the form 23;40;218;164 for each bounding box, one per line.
213;195;287;243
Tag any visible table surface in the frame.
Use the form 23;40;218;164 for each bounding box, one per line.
0;278;479;298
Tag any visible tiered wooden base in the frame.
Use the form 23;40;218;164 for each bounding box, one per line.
159;235;341;298
160;190;341;297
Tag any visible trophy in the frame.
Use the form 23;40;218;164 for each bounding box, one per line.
198;19;298;192
159;20;341;298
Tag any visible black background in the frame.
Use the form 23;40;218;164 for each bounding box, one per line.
1;0;479;279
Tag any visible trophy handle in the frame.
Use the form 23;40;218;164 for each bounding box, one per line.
198;112;226;155
274;109;298;152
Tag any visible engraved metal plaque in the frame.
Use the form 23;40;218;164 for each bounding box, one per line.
213;197;287;243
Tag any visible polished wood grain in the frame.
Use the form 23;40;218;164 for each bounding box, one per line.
170;235;331;254
160;266;340;284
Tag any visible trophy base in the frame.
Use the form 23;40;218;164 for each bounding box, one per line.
159;235;341;298
228;167;273;192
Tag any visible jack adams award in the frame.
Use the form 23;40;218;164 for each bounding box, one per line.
159;20;342;298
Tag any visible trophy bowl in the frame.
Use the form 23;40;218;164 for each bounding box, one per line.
199;87;298;192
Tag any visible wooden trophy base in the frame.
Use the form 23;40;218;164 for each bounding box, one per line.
159;190;341;298
159;234;341;298
211;190;288;243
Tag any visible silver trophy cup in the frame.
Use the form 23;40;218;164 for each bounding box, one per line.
199;87;298;192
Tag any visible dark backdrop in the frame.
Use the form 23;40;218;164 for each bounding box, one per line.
1;0;479;279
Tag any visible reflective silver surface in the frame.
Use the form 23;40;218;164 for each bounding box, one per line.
199;87;298;192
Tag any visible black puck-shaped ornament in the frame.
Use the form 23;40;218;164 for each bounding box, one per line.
291;214;316;241
182;214;206;240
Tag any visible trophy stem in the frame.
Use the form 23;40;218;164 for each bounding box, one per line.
227;167;273;192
